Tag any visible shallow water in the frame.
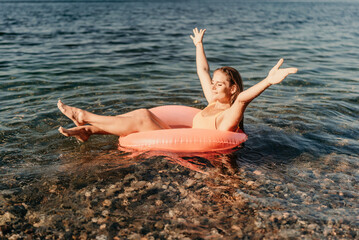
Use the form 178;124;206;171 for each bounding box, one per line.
0;1;358;239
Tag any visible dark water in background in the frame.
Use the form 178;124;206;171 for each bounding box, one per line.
0;0;358;237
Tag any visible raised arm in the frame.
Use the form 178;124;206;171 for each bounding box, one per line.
190;28;213;103
218;59;298;131
234;59;298;104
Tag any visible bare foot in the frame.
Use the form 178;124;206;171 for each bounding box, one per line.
57;100;85;126
58;126;91;142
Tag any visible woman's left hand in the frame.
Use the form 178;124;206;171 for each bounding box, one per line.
266;59;298;85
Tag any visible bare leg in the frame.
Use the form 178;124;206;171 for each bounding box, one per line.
59;125;109;142
58;100;170;137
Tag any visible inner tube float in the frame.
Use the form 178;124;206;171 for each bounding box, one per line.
119;105;247;152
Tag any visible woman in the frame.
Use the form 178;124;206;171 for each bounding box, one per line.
58;28;297;142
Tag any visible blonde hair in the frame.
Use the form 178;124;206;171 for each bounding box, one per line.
215;66;245;131
215;66;243;104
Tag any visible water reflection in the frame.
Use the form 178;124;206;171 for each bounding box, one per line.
1;136;357;238
1;0;359;238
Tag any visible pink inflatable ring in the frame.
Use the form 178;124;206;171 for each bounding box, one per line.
118;105;247;152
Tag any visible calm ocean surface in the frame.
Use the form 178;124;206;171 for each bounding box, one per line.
0;0;358;238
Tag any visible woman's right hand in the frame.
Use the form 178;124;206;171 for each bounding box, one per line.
190;28;206;47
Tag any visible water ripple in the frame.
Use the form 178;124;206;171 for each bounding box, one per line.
0;1;358;238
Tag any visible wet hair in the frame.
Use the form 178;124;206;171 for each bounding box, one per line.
215;66;245;132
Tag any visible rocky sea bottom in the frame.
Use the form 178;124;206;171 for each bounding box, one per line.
0;149;358;239
1;0;359;239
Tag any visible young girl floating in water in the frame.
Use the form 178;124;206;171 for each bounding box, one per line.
58;28;297;142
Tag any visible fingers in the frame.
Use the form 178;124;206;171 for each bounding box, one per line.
286;67;298;74
193;28;200;35
191;28;199;40
274;58;284;70
272;58;298;74
192;28;206;36
190;28;206;44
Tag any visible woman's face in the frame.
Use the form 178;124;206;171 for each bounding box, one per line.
211;70;236;103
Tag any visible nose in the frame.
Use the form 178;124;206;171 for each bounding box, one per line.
212;84;216;90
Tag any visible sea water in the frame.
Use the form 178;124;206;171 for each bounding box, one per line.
0;1;358;238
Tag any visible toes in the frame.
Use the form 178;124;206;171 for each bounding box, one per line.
58;127;69;137
57;100;65;112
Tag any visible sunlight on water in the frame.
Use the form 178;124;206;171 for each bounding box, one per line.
0;1;358;239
